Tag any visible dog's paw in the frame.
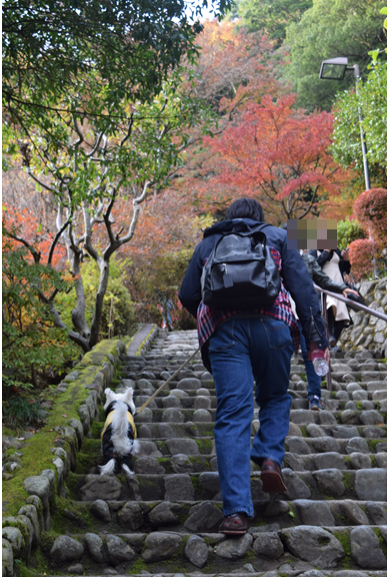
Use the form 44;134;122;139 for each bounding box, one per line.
131;439;141;456
122;463;134;475
99;458;116;475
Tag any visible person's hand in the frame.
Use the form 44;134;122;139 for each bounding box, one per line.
324;347;330;366
323;249;332;253
341;248;350;261
343;288;359;299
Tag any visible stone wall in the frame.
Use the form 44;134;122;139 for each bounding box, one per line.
338;276;387;358
2;339;127;577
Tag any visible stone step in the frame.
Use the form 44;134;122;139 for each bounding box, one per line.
54;498;387;535
70;468;387;503
136;381;385;396
89;417;387;451
131;392;385;413
76;449;387;477
95;403;387;425
45;524;387;576
121;372;387;391
121;360;387;372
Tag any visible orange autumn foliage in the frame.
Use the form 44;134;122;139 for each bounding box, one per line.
169;20;287;223
353;188;387;247
207;94;352;222
348;238;381;281
188;20;282;115
3;205;67;269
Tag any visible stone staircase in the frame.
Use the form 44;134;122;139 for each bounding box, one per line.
47;329;387;576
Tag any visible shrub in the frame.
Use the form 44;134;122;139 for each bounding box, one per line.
348;238;381;281
128;249;194;330
2;380;44;429
337;218;367;251
55;254;136;340
2;237;79;385
353;188;387;246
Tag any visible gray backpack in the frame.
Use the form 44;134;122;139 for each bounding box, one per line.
201;224;281;310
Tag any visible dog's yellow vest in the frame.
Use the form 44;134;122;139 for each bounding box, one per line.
101;410;137;441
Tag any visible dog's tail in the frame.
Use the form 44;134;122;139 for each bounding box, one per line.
111;401;133;456
99;458;116;475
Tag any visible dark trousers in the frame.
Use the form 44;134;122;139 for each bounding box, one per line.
327;308;345;343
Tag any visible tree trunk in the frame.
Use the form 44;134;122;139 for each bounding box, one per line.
89;258;110;348
71;275;91;340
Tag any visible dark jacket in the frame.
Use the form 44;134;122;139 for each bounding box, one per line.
308;249;351;279
179;218;328;350
302;253;347;294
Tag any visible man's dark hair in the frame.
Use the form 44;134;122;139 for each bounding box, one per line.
225;198;265;222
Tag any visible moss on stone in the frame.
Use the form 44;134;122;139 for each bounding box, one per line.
374;528;387;558
332;530;351;556
3;339;124;515
90;421;103;439
135;325;158;356
191;474;200;492
342;472;355;493
51;496;94;534
369;439;380;452
195;438;212;454
81;438;101;455
2;430;59;518
39;531;58;556
126;557;148;575
63;471;83;501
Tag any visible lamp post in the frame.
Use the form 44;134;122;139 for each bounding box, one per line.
319;56;371;191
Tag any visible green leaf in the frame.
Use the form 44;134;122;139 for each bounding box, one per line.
368;49;380;64
380;7;387;15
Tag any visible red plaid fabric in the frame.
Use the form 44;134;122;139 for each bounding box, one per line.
197;247;300;372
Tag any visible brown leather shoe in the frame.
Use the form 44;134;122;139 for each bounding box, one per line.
261;459;287;494
219;512;247;535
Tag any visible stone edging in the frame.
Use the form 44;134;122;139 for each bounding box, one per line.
126;323;160;357
135;324;160;356
2;338;128;576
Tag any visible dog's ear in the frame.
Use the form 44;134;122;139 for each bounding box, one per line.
123;387;133;403
104;388;114;407
124;387;136;415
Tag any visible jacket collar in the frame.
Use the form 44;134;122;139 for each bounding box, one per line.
203;218;265;239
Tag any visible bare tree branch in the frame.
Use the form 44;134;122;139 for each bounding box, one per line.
48;301;90;352
5;230;41;263
85;131;104;157
119;114;134;147
25;166;59;194
48;207;73;265
120;180;152;245
72;112;84;148
82;200;100;263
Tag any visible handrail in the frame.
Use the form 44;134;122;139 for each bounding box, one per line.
313;284;387;322
313;283;387;391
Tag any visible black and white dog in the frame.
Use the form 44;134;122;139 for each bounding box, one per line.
99;387;140;475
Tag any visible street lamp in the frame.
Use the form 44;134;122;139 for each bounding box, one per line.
319;56;371;191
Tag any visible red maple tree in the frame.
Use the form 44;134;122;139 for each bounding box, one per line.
168;20;286;222
3;205;66;269
207;94;352;222
353;188;387;246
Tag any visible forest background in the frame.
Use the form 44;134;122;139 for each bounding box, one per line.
2;0;387;423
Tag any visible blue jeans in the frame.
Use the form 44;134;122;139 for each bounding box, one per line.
208;316;293;517
298;320;321;399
